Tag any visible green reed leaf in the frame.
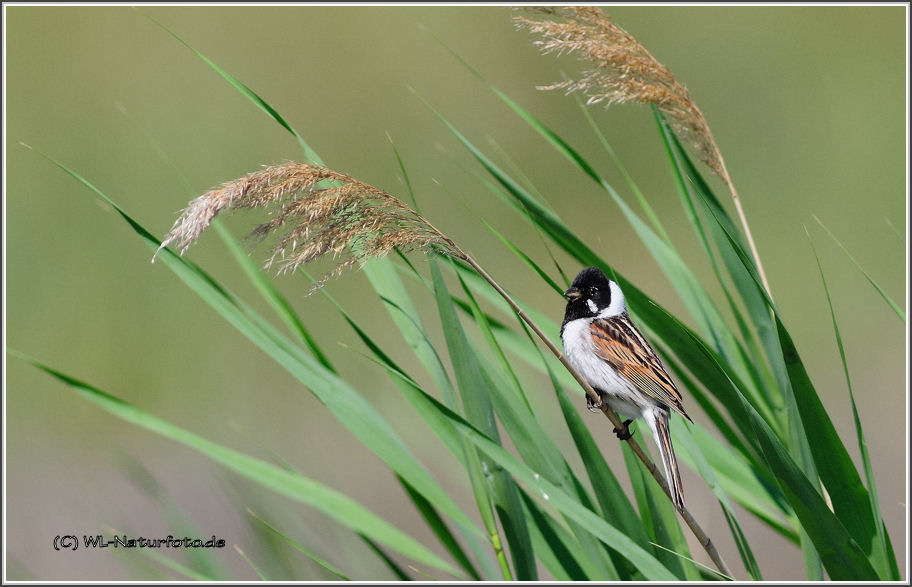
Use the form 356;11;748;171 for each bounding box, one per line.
14;352;458;575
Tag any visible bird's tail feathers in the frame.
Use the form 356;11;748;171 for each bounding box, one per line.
649;407;685;510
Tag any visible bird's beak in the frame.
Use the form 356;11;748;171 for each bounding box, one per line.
564;287;582;301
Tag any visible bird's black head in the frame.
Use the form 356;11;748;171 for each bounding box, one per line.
561;267;615;328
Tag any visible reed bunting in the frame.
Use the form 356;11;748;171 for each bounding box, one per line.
560;266;691;509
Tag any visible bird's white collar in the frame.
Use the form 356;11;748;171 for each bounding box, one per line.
597;280;627;318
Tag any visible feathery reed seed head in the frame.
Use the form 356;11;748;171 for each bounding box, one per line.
154;162;462;288
514;6;730;187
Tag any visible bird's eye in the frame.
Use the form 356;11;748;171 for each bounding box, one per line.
588;286;598;296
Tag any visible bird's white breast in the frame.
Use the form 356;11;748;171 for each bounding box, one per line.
561;317;646;421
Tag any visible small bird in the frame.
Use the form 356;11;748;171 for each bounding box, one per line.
560;266;692;509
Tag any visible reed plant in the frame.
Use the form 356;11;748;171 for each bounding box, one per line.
16;6;902;581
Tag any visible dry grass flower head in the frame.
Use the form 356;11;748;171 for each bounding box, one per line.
154;162;462;288
514;6;772;295
514;6;730;189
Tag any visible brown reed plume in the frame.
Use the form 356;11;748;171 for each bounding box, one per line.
514;6;772;297
153;162;463;287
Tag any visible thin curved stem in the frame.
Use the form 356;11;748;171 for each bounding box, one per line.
718;159;772;300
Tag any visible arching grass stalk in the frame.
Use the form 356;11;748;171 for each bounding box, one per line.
156;161;733;578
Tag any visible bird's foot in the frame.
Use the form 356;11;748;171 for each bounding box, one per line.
613;419;634;440
586;394;603;413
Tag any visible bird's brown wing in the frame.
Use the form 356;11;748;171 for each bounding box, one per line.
590;315;691;420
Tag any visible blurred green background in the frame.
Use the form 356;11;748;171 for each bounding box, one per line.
5;5;906;581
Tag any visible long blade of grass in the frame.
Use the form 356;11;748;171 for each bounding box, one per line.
577;97;672;246
138;548;218;581
814;216;905;321
778;317;874;575
14;352;459;575
659;116;889;573
657;117;786;409
363;260;459;406
659;350;795;543
306;267;509;581
519;490;590;581
664;315;881;580
359;536;412;580
303;271;468;464
429;260;537;580
396;476;482;581
700;183;893;576
360;259;517;578
622;443;695;580
668;155;822;587
654;122;825;575
808;234;898;579
213;220;334;371
246;510;351;581
359;260;511;579
652;108;775;395
234;546;271;581
349;347;502;580
464;421;678;580
140;10;322;165
672;420;763;580
470;214;563;296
